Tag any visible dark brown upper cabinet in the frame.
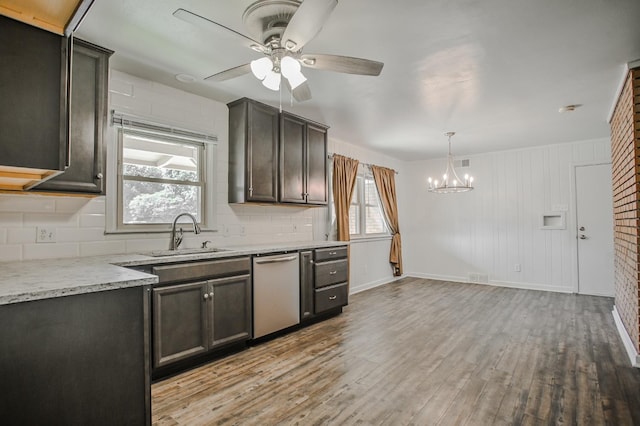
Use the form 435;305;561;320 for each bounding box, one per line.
228;98;279;203
228;98;328;206
0;15;69;190
37;38;112;194
280;112;328;205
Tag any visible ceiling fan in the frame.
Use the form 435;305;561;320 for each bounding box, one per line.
173;0;384;102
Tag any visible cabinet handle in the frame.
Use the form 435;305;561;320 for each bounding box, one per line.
329;270;337;275
209;292;214;298
329;251;337;255
96;173;103;179
203;293;209;300
329;295;337;300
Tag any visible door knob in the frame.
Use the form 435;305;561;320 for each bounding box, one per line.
579;234;587;240
203;293;209;300
579;226;585;231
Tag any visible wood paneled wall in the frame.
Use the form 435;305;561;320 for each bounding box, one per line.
611;68;640;352
402;138;610;293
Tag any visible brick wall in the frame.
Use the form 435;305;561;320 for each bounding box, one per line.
611;68;640;351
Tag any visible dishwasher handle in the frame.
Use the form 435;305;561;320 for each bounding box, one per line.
254;255;299;264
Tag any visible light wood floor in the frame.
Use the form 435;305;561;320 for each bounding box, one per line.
152;277;640;425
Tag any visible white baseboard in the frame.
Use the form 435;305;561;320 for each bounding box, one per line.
612;306;640;368
405;272;574;294
349;276;401;295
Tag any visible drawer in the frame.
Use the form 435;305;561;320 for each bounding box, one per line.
152;257;250;284
314;246;347;262
314;259;348;288
314;282;348;313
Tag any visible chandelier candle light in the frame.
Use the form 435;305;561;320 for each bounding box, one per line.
428;132;474;193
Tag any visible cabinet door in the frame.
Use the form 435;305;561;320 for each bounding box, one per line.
280;113;306;203
209;274;252;349
300;250;314;321
306;124;328;205
152;281;208;368
247;102;279;202
37;39;112;193
0;15;67;172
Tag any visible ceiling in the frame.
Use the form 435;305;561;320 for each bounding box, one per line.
76;0;640;161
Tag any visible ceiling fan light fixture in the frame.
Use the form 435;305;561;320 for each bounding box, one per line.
262;70;281;91
250;57;273;80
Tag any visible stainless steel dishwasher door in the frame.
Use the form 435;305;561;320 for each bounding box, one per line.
253;253;300;339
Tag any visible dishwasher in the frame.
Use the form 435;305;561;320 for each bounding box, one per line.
253;252;300;338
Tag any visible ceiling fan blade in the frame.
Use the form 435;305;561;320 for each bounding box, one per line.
300;54;384;76
282;79;312;102
205;63;252;82
281;0;337;51
173;8;267;52
292;81;312;102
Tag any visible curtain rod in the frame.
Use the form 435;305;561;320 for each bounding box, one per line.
327;153;399;175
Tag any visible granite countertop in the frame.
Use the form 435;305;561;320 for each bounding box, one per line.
0;241;348;305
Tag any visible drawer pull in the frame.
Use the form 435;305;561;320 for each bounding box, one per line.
329;295;337;300
329;271;337;275
329;251;337;255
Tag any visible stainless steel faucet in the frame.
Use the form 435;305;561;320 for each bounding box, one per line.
169;213;201;250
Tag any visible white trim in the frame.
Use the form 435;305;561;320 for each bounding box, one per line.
405;272;573;294
349;235;392;244
607;60;640;123
612;305;640;368
349;275;401;295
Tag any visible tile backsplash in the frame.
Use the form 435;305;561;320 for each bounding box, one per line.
0;193;315;262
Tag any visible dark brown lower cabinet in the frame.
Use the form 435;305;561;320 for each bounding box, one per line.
153;281;208;368
0;286;151;426
313;247;349;315
300;250;314;321
152;274;251;370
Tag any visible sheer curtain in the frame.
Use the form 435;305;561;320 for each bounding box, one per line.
332;154;359;241
371;165;403;276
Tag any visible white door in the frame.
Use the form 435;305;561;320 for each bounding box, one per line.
575;163;615;296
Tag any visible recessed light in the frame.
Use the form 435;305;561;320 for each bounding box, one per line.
175;73;197;83
558;104;582;113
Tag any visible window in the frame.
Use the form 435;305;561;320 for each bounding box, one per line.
108;115;217;233
349;172;388;237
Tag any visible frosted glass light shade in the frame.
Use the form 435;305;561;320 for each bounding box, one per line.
262;70;281;91
281;56;306;89
250;57;273;80
280;56;301;77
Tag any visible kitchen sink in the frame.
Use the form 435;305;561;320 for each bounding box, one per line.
146;247;231;257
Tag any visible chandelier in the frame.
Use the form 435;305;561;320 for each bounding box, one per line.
428;132;474;193
250;51;307;91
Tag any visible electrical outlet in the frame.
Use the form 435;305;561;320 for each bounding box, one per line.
514;264;521;272
36;227;56;243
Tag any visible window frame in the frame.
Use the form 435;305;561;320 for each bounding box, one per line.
349;169;389;239
106;117;217;234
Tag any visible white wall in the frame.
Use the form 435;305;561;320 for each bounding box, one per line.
0;71;314;261
403;138;611;293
